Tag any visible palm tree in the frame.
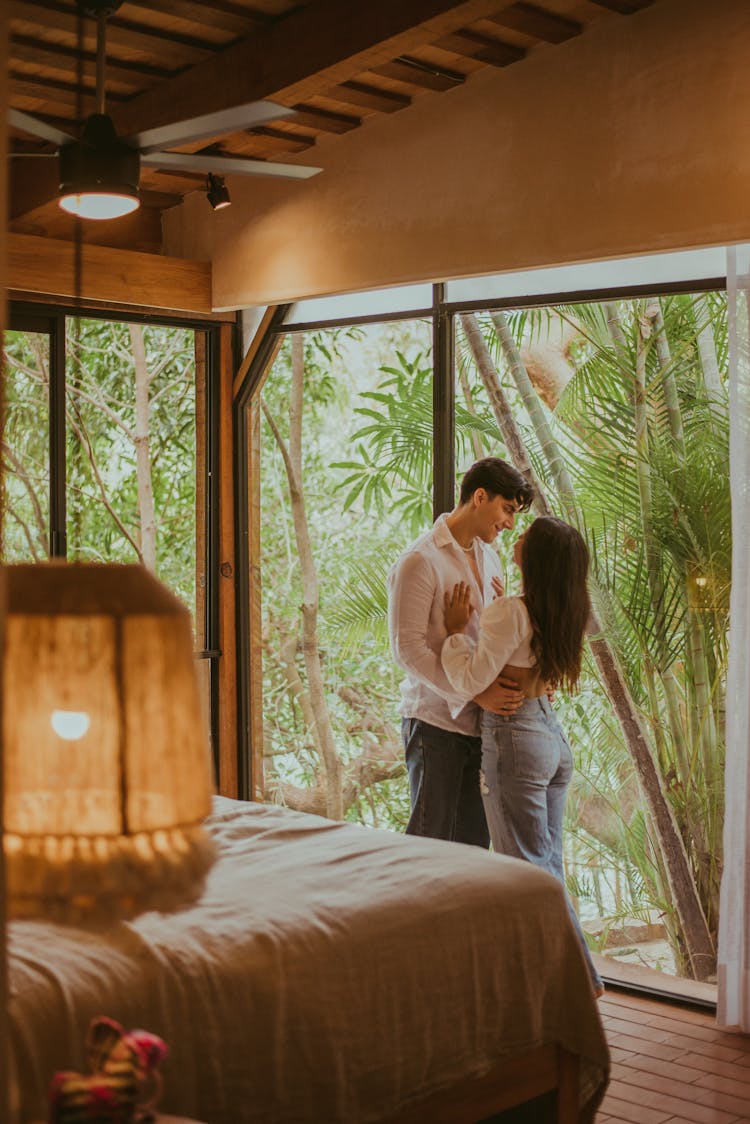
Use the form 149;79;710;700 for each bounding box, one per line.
455;295;728;977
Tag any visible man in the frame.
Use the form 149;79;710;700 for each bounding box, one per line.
388;457;534;847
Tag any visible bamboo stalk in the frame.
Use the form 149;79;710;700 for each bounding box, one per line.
650;300;686;460
129;324;156;571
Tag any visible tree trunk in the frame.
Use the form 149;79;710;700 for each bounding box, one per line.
650;300;686;459
461;312;716;980
693;295;724;403
491;311;578;519
604;302;627;350
634;311;690;779
459;314;545;496
262;336;344;819
128;324;157;571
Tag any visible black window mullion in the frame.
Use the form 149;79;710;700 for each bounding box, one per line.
432;283;455;518
49;314;67;558
205;327;222;784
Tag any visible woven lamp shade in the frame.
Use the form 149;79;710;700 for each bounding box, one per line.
2;562;215;922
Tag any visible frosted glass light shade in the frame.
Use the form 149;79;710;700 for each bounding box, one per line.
59;191;140;220
2;562;215;922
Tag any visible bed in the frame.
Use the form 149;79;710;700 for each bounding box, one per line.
8;796;610;1123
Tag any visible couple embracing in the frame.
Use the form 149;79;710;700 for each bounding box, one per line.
387;457;603;996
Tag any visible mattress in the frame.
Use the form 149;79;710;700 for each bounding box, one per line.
8;795;609;1122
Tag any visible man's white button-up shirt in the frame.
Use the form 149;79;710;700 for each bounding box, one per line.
387;513;504;736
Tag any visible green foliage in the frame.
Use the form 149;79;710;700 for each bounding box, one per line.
2;330;50;560
3;318;198;613
331;349;435;536
258;323;430;824
484;293;729;972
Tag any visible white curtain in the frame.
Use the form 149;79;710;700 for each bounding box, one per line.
719;245;750;1030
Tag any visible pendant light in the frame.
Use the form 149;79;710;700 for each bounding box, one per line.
59;3;140;221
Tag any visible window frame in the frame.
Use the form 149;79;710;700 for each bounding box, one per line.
6;299;225;780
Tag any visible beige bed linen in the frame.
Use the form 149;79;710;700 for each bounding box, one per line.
8;796;609;1122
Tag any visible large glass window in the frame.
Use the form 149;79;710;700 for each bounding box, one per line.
3;307;217;768
454;293;728;985
240;255;728;994
65;318;198;612
252;319;431;825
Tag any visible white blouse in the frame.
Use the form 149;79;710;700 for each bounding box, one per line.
441;596;536;709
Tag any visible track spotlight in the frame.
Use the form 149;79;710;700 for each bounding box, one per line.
206;173;231;211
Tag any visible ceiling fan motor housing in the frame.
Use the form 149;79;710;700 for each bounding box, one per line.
59;113;140;199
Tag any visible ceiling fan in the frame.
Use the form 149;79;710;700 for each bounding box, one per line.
9;0;322;220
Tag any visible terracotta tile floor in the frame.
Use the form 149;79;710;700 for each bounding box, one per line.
598;990;750;1123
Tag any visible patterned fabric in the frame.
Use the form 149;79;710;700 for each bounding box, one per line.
49;1016;167;1123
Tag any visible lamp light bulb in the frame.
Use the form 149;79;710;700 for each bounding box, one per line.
51;709;91;740
59;193;140;220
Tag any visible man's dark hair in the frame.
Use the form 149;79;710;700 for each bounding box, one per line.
458;457;534;510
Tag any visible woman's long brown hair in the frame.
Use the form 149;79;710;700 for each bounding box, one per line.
520;517;591;692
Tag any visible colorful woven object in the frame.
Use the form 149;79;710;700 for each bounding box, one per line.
48;1016;168;1123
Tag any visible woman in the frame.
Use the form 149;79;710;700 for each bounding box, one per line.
441;515;603;996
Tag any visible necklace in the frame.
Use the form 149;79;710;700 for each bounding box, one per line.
459;539;475;553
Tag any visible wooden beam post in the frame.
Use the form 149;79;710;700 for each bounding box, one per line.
8;233;212;314
217;322;239;797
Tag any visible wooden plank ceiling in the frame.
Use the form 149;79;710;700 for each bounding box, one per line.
9;0;656;252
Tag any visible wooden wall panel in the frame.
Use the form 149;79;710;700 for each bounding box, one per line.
8;233;213;315
164;0;750;308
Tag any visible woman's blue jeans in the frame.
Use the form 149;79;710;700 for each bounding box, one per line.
480;696;603;992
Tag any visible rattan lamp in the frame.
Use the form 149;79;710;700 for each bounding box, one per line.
2;561;215;923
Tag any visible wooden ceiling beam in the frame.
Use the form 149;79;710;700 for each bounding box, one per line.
10;33;172;85
433;30;525;66
10;70;129;107
324;81;411;114
10;1;217;65
10;200;165;255
111;0;509;137
124;0;268;36
247;125;316;148
587;0;654;12
485;3;582;44
8;233;212;313
9;155;59;221
139;188;184;209
368;56;465;91
287;104;361;134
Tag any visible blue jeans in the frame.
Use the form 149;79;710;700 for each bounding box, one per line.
480;696;603;991
402;718;490;848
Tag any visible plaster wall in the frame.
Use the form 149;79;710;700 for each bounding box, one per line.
163;0;750;311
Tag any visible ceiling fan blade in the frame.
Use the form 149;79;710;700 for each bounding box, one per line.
127;101;296;155
141;151;321;180
9;108;74;147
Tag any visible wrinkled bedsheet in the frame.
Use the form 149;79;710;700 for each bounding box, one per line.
9;796;609;1122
